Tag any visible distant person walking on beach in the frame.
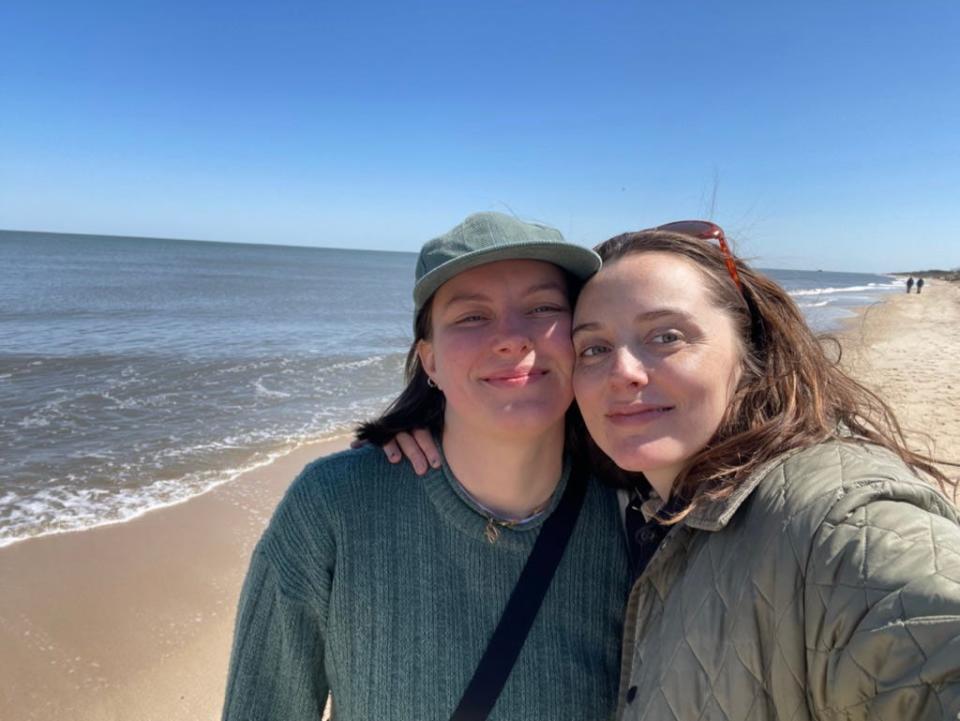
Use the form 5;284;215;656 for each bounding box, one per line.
222;213;629;720
917;276;925;294
907;276;915;293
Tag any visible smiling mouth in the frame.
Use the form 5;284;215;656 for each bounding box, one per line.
482;370;548;387
606;405;675;423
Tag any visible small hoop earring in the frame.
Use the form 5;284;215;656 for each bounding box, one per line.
426;377;437;388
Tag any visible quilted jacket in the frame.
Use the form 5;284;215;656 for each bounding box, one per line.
617;441;960;721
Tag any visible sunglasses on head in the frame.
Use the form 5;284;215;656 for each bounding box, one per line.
649;220;766;347
652;220;743;293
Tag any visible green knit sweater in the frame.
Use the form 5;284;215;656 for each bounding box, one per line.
222;445;629;721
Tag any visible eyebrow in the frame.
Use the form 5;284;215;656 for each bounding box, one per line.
572;308;694;336
442;281;567;310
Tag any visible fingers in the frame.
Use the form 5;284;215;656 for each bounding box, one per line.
396;432;430;475
371;430;441;475
381;439;402;463
412;428;442;469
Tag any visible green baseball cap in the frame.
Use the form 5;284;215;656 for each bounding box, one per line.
413;212;601;311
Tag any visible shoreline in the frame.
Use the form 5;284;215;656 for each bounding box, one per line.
2;280;958;721
0;433;355;552
0;436;351;721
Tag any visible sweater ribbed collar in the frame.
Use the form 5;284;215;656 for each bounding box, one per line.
420;444;571;552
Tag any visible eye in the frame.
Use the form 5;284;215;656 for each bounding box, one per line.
529;302;568;314
577;344;611;358
454;313;487;324
651;330;683;345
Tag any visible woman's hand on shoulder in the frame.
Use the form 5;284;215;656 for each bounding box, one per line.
351;429;441;475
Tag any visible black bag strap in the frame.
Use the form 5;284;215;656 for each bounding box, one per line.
449;469;588;721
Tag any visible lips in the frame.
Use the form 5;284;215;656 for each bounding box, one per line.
606;403;675;424
482;368;548;387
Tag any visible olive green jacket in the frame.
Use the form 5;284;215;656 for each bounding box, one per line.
618;441;960;721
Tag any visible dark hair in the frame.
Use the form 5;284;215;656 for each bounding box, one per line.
589;229;956;514
355;299;445;445
357;269;589;470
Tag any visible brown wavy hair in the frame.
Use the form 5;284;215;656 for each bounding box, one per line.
591;229;956;515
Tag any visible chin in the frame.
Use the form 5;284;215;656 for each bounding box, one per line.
492;403;569;434
603;438;684;476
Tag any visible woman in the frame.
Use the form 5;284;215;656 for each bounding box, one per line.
222;212;629;721
391;221;960;719
572;223;960;720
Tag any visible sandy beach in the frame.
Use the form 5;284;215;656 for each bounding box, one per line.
2;281;958;721
0;437;350;721
837;279;960;475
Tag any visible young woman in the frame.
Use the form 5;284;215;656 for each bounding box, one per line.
572;224;960;720
222;212;629;721
390;221;960;720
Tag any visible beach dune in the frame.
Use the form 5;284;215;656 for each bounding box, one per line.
1;282;958;721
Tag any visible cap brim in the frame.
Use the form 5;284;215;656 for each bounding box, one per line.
413;242;601;310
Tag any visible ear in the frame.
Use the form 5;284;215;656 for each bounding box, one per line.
417;339;437;383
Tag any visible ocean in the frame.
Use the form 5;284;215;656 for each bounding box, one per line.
0;230;901;547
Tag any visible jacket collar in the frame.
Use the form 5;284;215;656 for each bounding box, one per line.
641;447;806;532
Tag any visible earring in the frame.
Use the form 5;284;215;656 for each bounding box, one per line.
426;377;437;388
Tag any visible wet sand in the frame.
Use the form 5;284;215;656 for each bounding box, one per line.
0;437;349;721
2;281;958;721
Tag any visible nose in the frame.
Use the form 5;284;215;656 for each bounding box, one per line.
493;313;533;355
609;347;648;388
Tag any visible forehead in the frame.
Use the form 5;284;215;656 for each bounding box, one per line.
433;259;567;304
575;252;718;318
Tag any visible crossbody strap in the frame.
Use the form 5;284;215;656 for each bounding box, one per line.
449;470;588;721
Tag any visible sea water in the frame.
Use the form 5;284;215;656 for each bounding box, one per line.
0;230;900;547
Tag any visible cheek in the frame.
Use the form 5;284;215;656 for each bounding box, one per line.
431;336;475;380
572;368;604;417
685;351;742;424
552;339;575;373
703;382;732;421
545;319;574;353
711;344;743;405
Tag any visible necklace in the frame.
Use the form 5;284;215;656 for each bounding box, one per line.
481;505;551;543
454;480;553;543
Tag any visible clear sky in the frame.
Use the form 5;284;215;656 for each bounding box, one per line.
2;0;958;272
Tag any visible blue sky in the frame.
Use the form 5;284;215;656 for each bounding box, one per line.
2;0;958;272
